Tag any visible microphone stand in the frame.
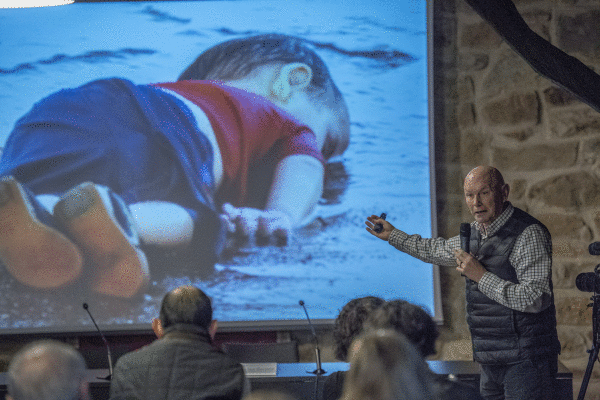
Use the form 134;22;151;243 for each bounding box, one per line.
299;300;325;400
577;265;600;400
299;300;325;375
83;303;113;381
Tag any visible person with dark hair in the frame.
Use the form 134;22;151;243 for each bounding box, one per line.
365;300;483;400
0;33;350;298
365;300;438;358
109;285;247;400
6;339;89;400
366;166;560;400
322;296;385;400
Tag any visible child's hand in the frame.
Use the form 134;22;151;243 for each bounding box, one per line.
221;203;292;246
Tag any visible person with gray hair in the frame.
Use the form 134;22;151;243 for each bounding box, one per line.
109;285;247;400
6;340;89;400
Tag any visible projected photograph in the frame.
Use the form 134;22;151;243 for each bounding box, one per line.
0;0;432;333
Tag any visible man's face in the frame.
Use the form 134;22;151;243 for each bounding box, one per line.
464;171;508;227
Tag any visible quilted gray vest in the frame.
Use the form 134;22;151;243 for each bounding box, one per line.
465;207;560;364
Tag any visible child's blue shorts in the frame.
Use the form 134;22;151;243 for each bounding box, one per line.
0;78;224;267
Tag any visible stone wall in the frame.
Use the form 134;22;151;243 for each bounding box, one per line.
435;0;600;399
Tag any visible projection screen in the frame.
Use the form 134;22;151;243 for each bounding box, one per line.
0;0;437;334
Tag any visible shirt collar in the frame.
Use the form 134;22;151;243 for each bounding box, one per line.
475;202;514;238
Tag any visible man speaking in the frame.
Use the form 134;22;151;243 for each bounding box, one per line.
366;165;560;400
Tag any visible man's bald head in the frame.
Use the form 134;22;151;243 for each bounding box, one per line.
159;285;213;330
7;340;88;400
464;166;505;191
464;166;509;228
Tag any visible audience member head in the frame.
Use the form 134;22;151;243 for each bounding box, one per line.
365;299;438;357
333;296;386;361
341;329;440;400
152;285;217;339
7;340;89;400
178;33;350;160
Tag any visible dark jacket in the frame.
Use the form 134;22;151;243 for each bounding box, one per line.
465;207;560;364
110;324;246;400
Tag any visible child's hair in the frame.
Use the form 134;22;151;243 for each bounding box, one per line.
179;33;350;159
179;33;339;99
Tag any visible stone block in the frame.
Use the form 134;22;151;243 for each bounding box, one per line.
535;213;589;241
521;10;551;41
548;107;600;138
581;138;600;166
460;130;486;167
499;127;535;142
481;52;541;100
543;86;580;108
558;11;600;59
457;102;476;128
555;296;593;326
459;21;503;49
594;210;600;238
491;142;577;172
481;92;539;126
553;259;598;289
557;325;592;360
553;238;591;258
510;179;527;200
457;76;475;103
528;172;600;211
458;52;489;71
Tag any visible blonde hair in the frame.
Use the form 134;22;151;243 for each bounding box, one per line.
341;329;441;400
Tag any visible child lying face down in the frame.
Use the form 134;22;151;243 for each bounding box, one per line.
0;33;350;298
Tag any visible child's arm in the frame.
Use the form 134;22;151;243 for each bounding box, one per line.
266;154;324;225
222;154;324;244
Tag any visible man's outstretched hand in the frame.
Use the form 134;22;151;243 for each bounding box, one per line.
365;214;395;241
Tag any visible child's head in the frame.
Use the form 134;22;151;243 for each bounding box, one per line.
179;33;349;160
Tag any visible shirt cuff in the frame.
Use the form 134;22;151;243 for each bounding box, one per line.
388;229;409;247
477;271;501;299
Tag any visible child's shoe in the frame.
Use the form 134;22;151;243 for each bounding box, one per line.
0;176;83;288
53;182;149;298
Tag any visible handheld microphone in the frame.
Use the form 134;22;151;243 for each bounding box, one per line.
460;223;471;253
83;303;113;381
298;300;325;375
590;242;600;256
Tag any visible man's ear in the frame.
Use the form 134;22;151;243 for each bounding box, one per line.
209;320;218;340
270;62;313;102
152;318;164;339
502;183;510;202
